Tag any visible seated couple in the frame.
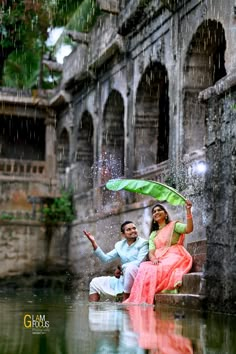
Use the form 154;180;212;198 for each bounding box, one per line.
83;200;193;305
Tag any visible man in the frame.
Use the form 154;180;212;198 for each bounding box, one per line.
83;221;148;302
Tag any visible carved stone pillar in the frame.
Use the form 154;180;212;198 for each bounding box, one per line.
45;110;56;180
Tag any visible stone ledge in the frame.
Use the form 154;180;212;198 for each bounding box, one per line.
118;0;162;35
89;34;125;70
199;71;236;101
179;272;205;295
155;293;206;310
97;0;120;14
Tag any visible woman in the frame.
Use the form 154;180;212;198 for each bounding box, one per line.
124;200;193;305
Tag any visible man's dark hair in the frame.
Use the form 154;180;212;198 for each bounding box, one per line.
121;221;134;233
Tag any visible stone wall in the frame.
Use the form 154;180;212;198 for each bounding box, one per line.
204;90;236;313
0;220;69;288
0;179;50;217
0;221;46;278
0;90;60;286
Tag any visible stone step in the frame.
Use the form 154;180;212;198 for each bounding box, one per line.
179;272;205;295
155;293;205;310
154;272;206;310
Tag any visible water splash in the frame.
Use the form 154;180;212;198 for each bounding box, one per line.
91;151;123;184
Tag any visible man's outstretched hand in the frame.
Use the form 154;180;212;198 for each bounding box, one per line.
83;230;97;250
83;230;95;242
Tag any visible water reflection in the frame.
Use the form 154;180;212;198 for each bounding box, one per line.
88;304;195;353
0;289;69;354
88;303;141;353
125;306;193;353
0;289;235;354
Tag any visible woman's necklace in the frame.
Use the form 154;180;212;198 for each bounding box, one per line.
158;223;166;230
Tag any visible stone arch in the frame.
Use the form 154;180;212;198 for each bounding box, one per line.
57;128;70;175
101;90;124;183
183;19;226;154
77;111;94;192
134;61;169;171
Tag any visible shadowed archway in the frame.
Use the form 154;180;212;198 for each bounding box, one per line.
77;111;94;192
101;90;125;184
135;61;169;171
183;20;226;154
57;128;70;176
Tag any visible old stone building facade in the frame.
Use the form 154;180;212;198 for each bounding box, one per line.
0;90;69;286
0;0;236;313
53;0;236;312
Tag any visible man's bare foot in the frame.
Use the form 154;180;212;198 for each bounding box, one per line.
89;293;100;302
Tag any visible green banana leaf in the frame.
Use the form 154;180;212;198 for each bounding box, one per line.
106;179;186;206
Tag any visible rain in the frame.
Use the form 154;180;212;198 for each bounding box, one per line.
0;0;236;353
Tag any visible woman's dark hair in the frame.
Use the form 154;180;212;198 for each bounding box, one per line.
121;221;134;233
150;203;171;233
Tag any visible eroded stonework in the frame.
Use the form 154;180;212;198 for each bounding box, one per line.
54;0;236;313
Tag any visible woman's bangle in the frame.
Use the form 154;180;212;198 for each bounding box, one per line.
187;214;192;219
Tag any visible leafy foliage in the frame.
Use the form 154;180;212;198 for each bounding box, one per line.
66;0;100;32
3;43;40;88
0;212;14;220
42;190;76;224
1;0;50;50
53;0;100;55
0;0;99;88
0;0;54;87
3;44;61;89
51;0;85;27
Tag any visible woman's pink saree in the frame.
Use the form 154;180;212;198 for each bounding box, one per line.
124;221;192;304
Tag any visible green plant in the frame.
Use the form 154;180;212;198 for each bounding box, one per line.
0;212;14;220
0;0;90;88
42;190;76;224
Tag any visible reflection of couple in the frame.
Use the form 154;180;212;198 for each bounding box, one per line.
88;304;140;353
126;306;193;354
84;200;193;304
88;305;193;354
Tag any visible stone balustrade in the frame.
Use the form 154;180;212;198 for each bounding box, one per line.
134;160;169;182
0;210;41;222
0;158;46;177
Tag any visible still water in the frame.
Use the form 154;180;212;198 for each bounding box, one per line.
0;289;235;354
